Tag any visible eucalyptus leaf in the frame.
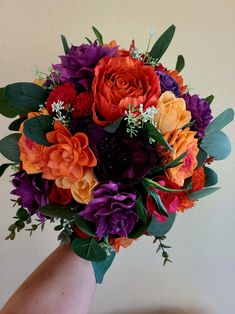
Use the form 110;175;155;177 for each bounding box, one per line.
92;26;103;45
148;213;176;237
16;208;29;221
5;82;49;114
74;215;96;236
128;216;152;238
135;195;148;223
92;251;116;284
204;166;218;187
0;133;21;162
39;204;74;219
196;148;208;168
175;55;185;73
200;130;232;160
8;117;26;131
61;34;70;54
189;187;220;200
71;238;107;262
23;115;54;146
205;108;234;135
0;163;14;177
145;122;174;152
150;24;176;61
204;95;214;105
0;88;19;118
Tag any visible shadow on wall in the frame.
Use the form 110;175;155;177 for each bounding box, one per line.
111;307;211;314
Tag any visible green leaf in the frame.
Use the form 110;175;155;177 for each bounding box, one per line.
58;229;71;244
54;225;63;231
175;55;185;73
148;151;187;176
0;133;21;162
128;216;152;238
74;215;96;236
92;251;116;284
204;166;218;187
104;118;123;133
145;122;174;152
196;148;208;168
148;213;176;237
61;34;70;54
92;26;103;45
204;95;214;105
23;115;54;146
71;238;107;262
5;82;49;114
8;117;26;131
150;24;176;61
39;204;74;219
205;108;234;136
143;178;186;193
135;195;148;223
0;88;19;118
16;208;29;221
200;130;232;160
189;187;220;200
0;163;14;177
85;37;93;44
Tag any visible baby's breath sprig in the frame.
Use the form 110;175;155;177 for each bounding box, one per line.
51;100;73;127
124;104;157;138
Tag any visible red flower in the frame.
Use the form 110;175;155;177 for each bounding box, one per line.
48;183;73;205
46;83;77;113
72;91;93;118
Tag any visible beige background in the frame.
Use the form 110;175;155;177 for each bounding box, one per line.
0;0;235;313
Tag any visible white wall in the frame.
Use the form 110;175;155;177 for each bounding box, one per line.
0;1;234;313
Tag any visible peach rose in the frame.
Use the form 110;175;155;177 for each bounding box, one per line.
162;127;199;186
42;121;97;184
19;135;46;174
92;56;161;126
154;91;191;135
56;168;97;204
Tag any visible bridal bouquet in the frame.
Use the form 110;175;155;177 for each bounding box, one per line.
0;26;233;283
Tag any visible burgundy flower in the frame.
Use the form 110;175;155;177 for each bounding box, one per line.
79;182;138;238
53;43;118;90
183;92;213;137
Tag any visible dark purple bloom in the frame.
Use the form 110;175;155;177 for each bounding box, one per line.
11;171;51;222
88;126;157;185
157;71;181;97
183;92;213;137
53;43;118;90
79;182;138;238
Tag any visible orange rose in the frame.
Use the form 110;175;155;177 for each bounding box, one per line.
42;121;97;184
19;135;46;174
154;91;191;135
56;168;97;204
161;128;199;186
92;56;161;126
109;237;134;252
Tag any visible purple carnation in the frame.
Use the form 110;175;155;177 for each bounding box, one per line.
53;43;118;90
183;92;213;137
79;182;138;238
89;126;157;185
11;171;51;222
157;71;181;97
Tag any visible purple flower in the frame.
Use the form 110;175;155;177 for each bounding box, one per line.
183;92;213;137
11;171;51;222
79;182;138;238
157;71;181;97
88;126;157;185
53;43;118;90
